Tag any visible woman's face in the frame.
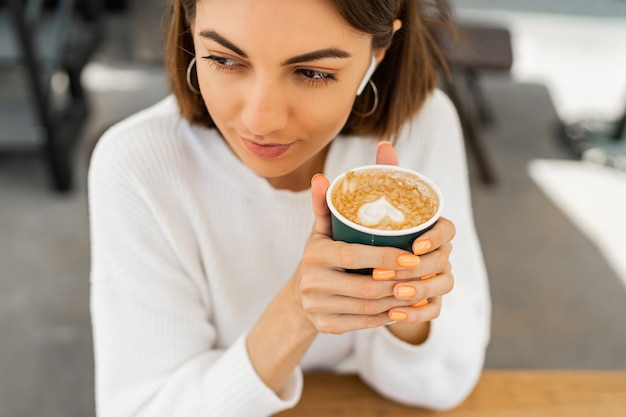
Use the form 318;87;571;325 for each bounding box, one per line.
192;0;375;191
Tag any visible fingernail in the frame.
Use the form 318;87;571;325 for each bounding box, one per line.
396;285;417;299
389;310;408;321
373;268;396;280
412;299;429;307
397;254;421;268
421;273;437;280
311;173;324;184
413;240;432;255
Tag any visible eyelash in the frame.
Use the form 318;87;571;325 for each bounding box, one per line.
202;55;338;87
203;55;240;73
297;69;337;87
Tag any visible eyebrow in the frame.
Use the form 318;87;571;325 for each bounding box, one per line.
282;48;351;66
198;30;351;65
199;30;248;58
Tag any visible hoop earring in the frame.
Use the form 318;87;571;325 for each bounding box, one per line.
352;79;378;117
186;57;201;95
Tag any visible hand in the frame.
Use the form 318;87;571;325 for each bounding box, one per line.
296;174;404;334
374;141;455;343
376;217;455;323
295;142;454;337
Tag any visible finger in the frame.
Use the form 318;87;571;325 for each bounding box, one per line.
311;312;393;334
375;141;398;166
393;244;452;281
301;269;396;300
391;270;453;305
412;216;456;255
303;293;402;316
310;239;413;273
310;173;332;236
387;296;443;323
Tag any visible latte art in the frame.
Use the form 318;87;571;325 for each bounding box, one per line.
330;168;439;231
357;197;405;227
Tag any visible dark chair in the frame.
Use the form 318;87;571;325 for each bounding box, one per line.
437;22;514;185
0;0;102;191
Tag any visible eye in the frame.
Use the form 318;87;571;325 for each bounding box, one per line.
202;55;242;73
297;68;337;86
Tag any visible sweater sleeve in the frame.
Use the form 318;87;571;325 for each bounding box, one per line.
352;90;491;410
88;118;302;417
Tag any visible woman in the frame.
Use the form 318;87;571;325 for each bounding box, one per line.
89;0;491;416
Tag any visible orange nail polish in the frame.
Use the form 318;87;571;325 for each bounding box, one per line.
389;310;408;321
396;285;416;299
397;254;421;268
372;268;396;280
421;273;437;280
413;240;432;255
412;299;429;307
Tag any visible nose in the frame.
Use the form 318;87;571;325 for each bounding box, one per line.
241;77;289;136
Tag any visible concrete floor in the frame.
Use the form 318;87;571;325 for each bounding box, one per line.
1;3;626;416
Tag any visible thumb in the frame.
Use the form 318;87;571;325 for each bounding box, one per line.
310;173;332;237
376;140;399;166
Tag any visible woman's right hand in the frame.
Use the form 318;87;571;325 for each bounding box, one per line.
294;174;414;334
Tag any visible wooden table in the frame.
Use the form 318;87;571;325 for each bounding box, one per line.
275;370;626;416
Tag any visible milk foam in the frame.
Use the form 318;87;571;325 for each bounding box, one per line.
357;197;405;227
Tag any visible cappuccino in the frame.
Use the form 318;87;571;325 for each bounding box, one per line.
330;168;439;231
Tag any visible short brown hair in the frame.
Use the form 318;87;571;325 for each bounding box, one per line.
163;0;454;141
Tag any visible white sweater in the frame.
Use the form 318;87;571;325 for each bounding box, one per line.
89;90;491;417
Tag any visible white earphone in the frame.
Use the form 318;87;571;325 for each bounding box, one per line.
356;55;377;96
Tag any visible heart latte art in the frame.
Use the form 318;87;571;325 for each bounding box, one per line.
330;168;439;231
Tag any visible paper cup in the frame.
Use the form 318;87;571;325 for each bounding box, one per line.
326;165;443;273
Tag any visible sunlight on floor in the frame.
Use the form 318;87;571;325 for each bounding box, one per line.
528;158;626;288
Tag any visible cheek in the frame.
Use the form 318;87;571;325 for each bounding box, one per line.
195;67;238;115
202;94;231;121
294;93;356;136
199;86;240;128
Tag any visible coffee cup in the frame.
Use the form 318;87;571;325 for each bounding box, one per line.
326;165;443;273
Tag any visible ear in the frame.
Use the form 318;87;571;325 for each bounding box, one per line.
373;49;386;66
373;19;403;65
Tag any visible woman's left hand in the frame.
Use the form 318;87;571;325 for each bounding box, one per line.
378;217;455;324
375;142;456;343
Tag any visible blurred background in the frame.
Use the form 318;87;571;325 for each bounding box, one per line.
1;0;625;415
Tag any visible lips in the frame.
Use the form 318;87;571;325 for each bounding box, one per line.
242;137;293;159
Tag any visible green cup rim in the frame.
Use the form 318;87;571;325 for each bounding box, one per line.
326;165;444;237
